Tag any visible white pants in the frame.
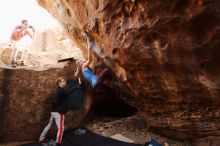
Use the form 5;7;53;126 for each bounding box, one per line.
39;112;64;144
10;35;32;62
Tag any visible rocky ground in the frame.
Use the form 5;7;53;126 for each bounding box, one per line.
0;114;189;146
86;114;189;146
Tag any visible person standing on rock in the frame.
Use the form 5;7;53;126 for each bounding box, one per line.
38;77;80;146
9;19;35;67
75;33;109;88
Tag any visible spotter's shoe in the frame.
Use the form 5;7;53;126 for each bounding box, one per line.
11;60;17;68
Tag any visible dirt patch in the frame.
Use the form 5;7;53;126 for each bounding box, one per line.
86;114;188;146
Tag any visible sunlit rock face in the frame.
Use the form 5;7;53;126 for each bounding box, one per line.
0;28;83;67
0;63;87;142
28;28;83;66
37;0;220;142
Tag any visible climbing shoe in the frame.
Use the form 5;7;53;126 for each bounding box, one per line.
20;61;25;66
11;60;17;67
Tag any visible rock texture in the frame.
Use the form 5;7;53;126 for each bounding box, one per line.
36;0;220;142
0;27;83;67
0;62;87;143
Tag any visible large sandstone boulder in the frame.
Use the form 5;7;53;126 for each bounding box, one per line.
0;27;83;67
36;0;220;142
0;62;87;143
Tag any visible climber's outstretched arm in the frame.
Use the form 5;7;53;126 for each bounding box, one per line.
82;42;92;69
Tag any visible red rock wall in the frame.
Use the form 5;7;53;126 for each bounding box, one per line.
37;0;220;142
0;63;86;142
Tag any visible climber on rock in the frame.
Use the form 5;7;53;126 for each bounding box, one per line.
75;33;109;88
